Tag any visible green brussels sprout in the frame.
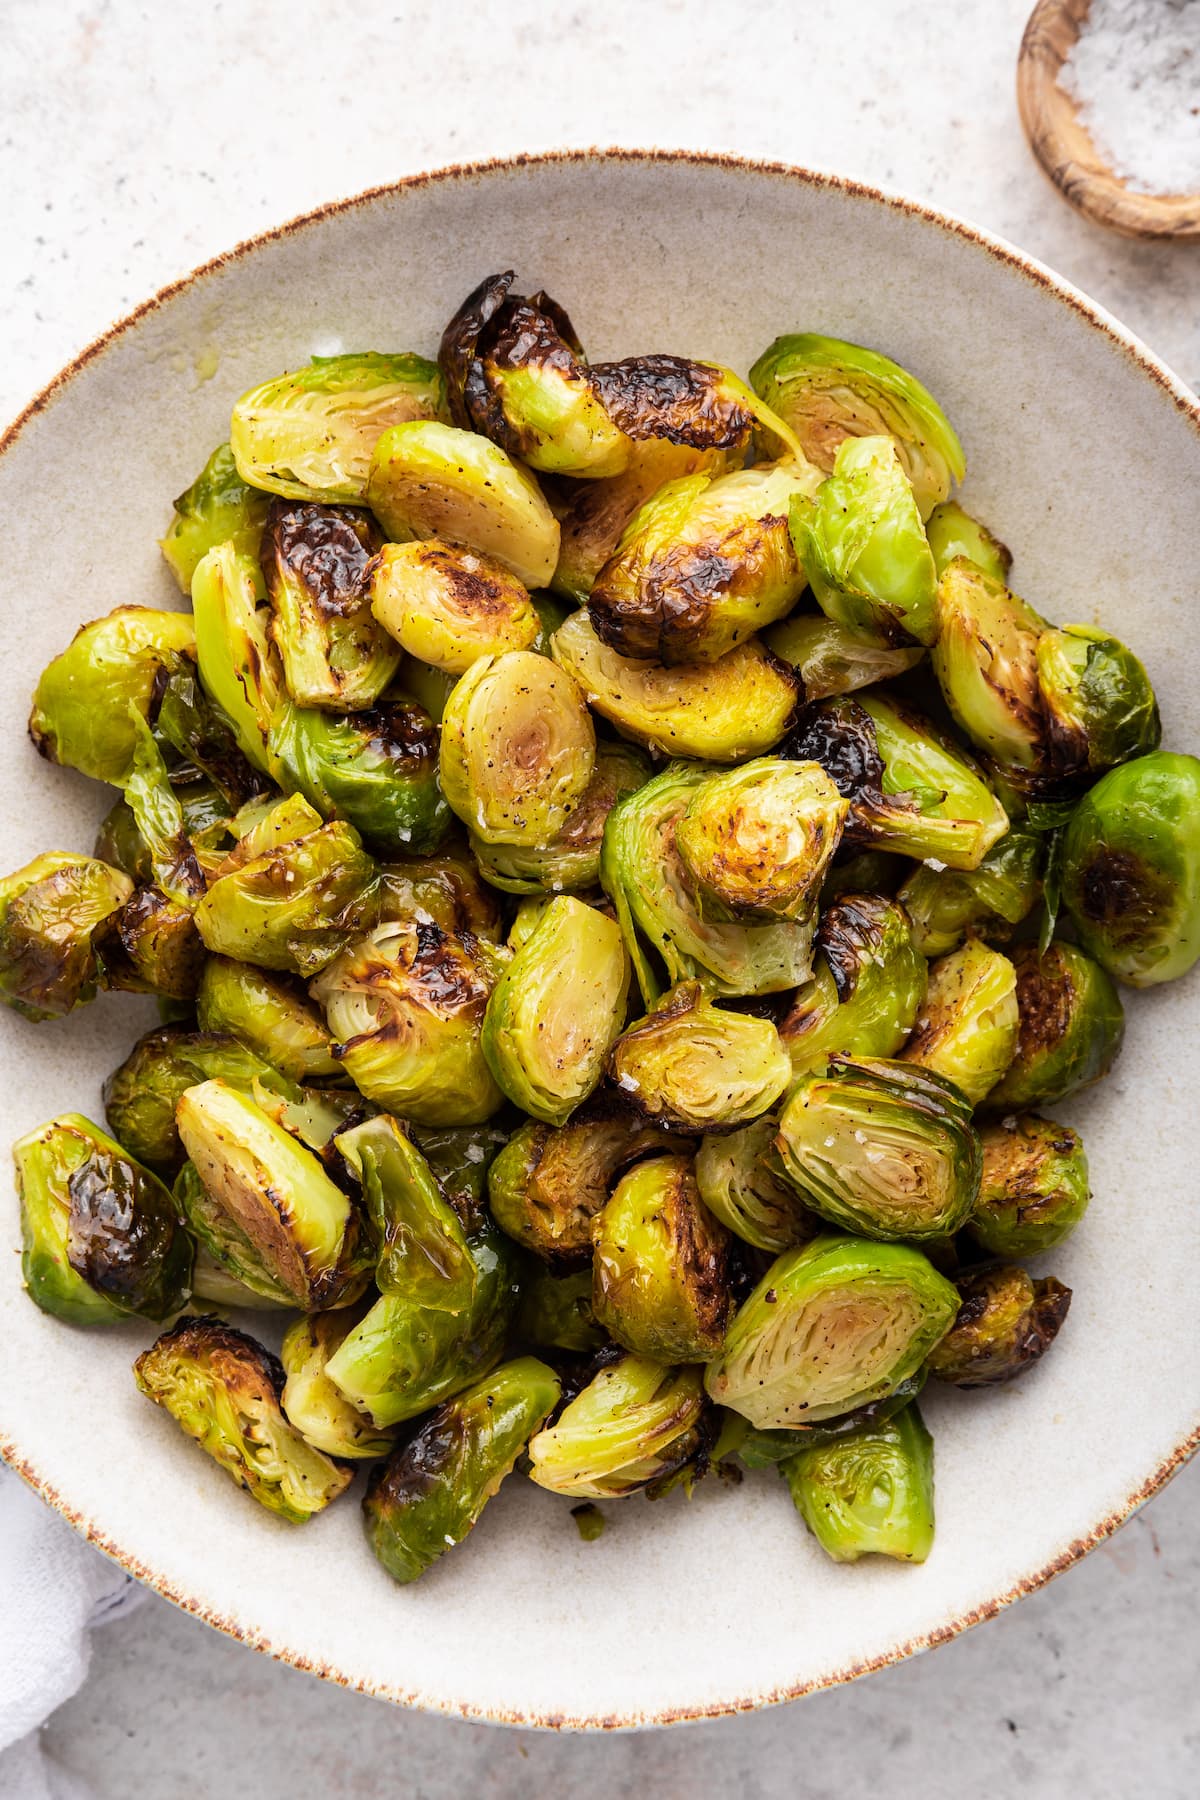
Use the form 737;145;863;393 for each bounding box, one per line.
400;653;457;724
931;560;1048;777
135;1316;352;1520
673;757;847;921
527;1356;708;1499
95;769;234;887
196;956;343;1085
279;1309;397;1460
369;539;540;674
103;1025;297;1175
821;848;907;900
311;918;503;1126
748;333;964;518
0;853;134;1021
160;442;271;594
775;1057;981;1241
1060;753;1200;987
469;742;650;898
779;892;927;1076
172;1159;292;1308
190;543;282;779
791;691;1009;871
486;1104;678;1266
926;1262;1071;1387
439;649;596;846
971;1114;1090;1257
29;608;197;785
366;420;560;589
335;1113;474;1306
230;351;444;504
897;826;1044;958
189;1243;292;1310
609;983;792;1134
901;940;1019;1106
795;436;938;647
704;1235;959;1427
481;896;630;1125
378;845;504;942
591;1152;732;1361
260;499;399;710
781;1402;935;1564
175;1079;369;1309
552;609;800;763
152;665;269;814
985;941;1124;1111
364;1356;561;1584
516;1265;605;1352
925;500;1011;582
695;1115;820;1254
269;697;449;854
1035;625;1161;778
735;1372;927;1468
764;612;925;701
505;895;554;953
588;462;814;664
95;885;207;1003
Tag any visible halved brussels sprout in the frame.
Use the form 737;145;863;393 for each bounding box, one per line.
369;539;540;674
135;1316;352;1520
781;1402;934;1564
589;462;814;664
269;696;449;854
190;542;282;779
705;1235;959;1427
779;892;927;1076
364;1356;562;1584
366;420;560;589
591;1152;731;1361
516;1265;605;1353
527;1356;708;1499
471;742;650;896
695;1115;820;1254
160;441;271;593
748;333;965;518
927;1263;1071;1387
795;436;938;647
609;983;792;1134
230;351;443;504
765;612;925;700
552;609;799;763
280;1309;397;1460
1060;753;1200;987
96;883;206;1002
674;757;847;921
925;500;1011;582
196;957;343;1085
29;608;197;785
335;1113;474;1307
1035;625;1161;779
971;1114;1090;1257
776;1057;981;1241
897;826;1043;958
260;499;398;709
481;896;630;1125
985;941;1124;1111
439;649;596;846
103;1025;297;1175
931;560;1047;776
15;1112;192;1325
901;940;1018;1106
378;845;504;942
0;853;134;1022
311;918;503;1126
588;354;773;452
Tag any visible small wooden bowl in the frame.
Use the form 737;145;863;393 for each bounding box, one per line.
1018;0;1200;241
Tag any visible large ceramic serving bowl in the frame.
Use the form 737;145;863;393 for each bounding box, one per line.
0;152;1197;1729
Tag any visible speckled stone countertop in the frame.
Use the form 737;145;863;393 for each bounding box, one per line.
3;1;1198;1794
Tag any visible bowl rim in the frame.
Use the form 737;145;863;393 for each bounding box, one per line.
1;146;1197;1730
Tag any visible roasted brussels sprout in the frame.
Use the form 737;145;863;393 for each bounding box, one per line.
196;957;343;1085
369;539;540;674
160;442;271;594
927;1263;1071;1387
985;940;1124;1111
190;541;282;779
925;500;1011;582
705;1235;959;1428
897;826;1043;958
781;1402;935;1564
102;1025;296;1175
94;882;206;1002
765;612;925;701
591;1152;731;1361
1060;753;1200;987
901;940;1018;1106
779;892;927;1075
527;1356;708;1499
439;649;596;846
516;1265;605;1353
735;1372;927;1468
588;353;787;455
261;499;399;709
471;742;650;896
971;1114;1090;1257
311;918;503;1126
269;696;448;854
0;853;133;1021
365;1356;561;1584
230;351;443;504
410;1120;511;1222
335;1113;474;1306
482;897;630;1125
135;1316;351;1520
378;845;503;942
775;1058;981;1241
695;1115;819;1254
931;560;1047;777
280;1309;396;1460
748;333;964;518
94;768;234;887
673;757;847;921
1036;625;1160;779
609;983;792;1134
172;1160;289;1307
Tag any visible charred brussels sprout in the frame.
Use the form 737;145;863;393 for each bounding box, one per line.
280;1310;396;1460
516;1265;605;1352
695;1115;819;1254
269;697;448;854
0;853;133;1021
765;613;925;701
609;983;792;1134
705;1235;959;1428
527;1356;708;1499
30;608;197;785
1060;753;1200;987
779;892;927;1076
196;957;343;1084
931;560;1047;777
1035;625;1160;777
901;940;1018;1106
365;1356;561;1584
897;826;1043;958
986;941;1124;1111
971;1115;1090;1257
482;897;630;1124
674;757;847;921
369;539;540;674
776;1058;981;1241
925;501;1011;582
439;650;596;846
311;918;503;1126
781;1403;934;1564
230;351;443;504
591;1152;731;1361
378;845;503;942
471;742;650;896
927;1263;1071;1387
261;499;399;709
96;884;205;1003
796;436;938;646
160;442;271;593
135;1317;351;1520
335;1113;474;1306
103;1025;297;1175
588;354;782;455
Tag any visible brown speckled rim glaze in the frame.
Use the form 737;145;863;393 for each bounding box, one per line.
1;149;1198;1730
